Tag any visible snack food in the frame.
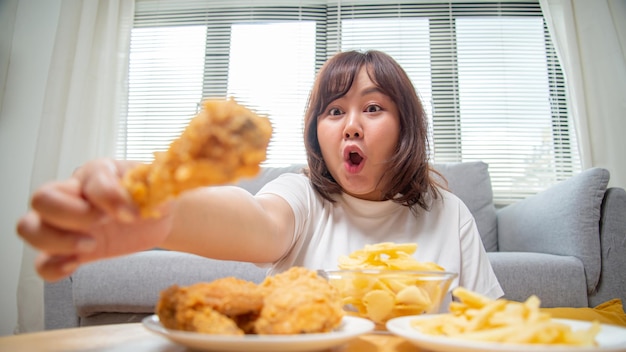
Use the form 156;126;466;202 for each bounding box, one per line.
255;267;345;334
337;242;444;271
157;277;265;335
156;267;344;335
328;242;455;325
411;287;601;346
123;98;272;217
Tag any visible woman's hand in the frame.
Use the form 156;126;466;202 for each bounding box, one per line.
16;158;173;281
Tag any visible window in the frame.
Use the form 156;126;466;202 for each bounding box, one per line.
227;22;316;165
120;0;580;204
121;25;206;161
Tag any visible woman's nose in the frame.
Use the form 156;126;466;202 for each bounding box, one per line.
344;112;363;139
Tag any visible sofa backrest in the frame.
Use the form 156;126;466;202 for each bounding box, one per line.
235;164;307;194
431;161;498;252
497;167;610;294
235;161;497;252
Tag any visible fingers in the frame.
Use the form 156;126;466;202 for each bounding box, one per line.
18;158;146;281
34;253;79;282
74;158;138;222
16;211;97;256
30;178;101;231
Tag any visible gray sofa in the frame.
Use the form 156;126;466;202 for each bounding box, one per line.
44;161;626;329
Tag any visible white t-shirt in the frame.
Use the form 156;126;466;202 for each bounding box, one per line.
257;173;503;308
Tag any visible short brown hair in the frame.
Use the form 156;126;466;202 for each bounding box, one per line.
303;50;442;210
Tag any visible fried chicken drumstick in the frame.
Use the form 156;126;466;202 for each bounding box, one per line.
122;99;272;217
156;267;345;335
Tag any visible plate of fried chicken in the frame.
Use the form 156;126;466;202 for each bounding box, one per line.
142;267;375;351
143;315;374;352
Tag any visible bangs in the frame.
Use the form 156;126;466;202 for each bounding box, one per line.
314;54;367;115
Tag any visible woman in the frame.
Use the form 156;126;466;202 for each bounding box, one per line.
17;50;503;303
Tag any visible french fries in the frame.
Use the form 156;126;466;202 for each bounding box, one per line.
329;243;454;325
411;287;601;346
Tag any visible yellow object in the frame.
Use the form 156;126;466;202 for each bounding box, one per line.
337;242;444;271
123;98;272;217
411;287;601;346
541;299;626;327
330;242;455;326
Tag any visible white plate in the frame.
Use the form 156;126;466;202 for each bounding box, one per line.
142;314;374;352
386;315;626;352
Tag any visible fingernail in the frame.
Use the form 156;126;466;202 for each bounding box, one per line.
77;238;97;253
61;261;79;274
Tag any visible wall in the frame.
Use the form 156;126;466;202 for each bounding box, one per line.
0;0;62;336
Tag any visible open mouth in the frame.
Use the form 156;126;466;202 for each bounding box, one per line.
343;146;365;172
344;148;365;169
348;151;364;166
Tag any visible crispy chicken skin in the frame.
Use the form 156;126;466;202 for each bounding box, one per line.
156;277;265;335
255;267;345;334
123;98;272;217
156;267;345;335
156;283;247;335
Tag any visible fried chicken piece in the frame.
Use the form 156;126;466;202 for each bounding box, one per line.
156;278;265;335
186;277;265;317
123;98;272;217
254;267;345;335
155;268;345;335
184;307;245;335
232;312;261;334
156;284;244;335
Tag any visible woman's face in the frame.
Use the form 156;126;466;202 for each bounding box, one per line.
317;67;400;201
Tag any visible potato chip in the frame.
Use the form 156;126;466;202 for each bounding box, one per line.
396;285;431;306
329;242;454;326
337;242;444;271
363;290;395;323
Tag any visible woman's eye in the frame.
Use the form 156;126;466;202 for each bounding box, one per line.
365;105;382;113
329;108;343;116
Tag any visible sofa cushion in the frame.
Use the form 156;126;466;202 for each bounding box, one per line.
432;161;498;252
72;251;267;318
487;252;588;308
497;167;609;294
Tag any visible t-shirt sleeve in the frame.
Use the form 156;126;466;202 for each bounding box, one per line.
458;202;504;300
255;173;312;257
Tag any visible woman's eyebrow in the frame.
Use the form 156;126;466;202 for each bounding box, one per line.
361;86;384;97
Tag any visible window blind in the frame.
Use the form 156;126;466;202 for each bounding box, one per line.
121;0;580;204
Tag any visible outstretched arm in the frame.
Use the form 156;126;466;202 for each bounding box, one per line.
16;158;294;281
162;185;294;264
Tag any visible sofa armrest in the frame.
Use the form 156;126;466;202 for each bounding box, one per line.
235;164;306;194
487;252;587;307
44;277;78;330
72;251;267;320
589;187;626;307
496;168;609;294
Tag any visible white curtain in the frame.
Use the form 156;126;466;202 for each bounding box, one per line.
15;0;134;333
540;0;626;188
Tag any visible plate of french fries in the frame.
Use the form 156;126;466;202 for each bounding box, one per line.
386;287;626;351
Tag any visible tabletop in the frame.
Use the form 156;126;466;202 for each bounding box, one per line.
0;322;419;352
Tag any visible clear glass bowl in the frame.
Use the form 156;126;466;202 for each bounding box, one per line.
324;270;458;328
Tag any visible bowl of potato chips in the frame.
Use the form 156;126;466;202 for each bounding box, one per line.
325;242;458;328
326;269;457;327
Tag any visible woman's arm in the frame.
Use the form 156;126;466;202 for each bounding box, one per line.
162;186;295;264
16;158;295;281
